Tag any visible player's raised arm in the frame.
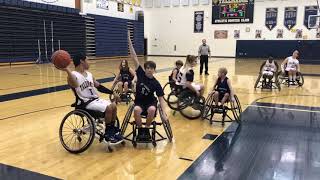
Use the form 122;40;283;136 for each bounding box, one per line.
128;31;140;70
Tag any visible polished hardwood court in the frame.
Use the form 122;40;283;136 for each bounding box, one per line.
0;57;320;179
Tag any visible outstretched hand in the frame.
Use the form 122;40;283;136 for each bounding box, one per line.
56;65;71;72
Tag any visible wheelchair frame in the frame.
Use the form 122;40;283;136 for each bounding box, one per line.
254;61;281;91
120;103;173;147
164;82;205;120
201;92;242;125
109;80;135;104
59;89;124;154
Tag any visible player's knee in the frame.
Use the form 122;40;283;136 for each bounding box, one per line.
214;91;219;97
134;106;142;114
124;82;129;86
224;93;230;98
118;82;123;86
147;106;156;115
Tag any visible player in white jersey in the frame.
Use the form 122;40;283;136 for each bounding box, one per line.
176;55;204;97
58;53;123;144
262;56;278;81
281;50;300;85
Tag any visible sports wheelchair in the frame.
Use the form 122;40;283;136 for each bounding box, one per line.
276;70;304;87
120;103;173;147
201;91;242;125
59;89;124;154
164;84;205;120
110;80;135;104
254;62;281;91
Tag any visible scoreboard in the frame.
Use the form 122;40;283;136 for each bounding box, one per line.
212;0;255;24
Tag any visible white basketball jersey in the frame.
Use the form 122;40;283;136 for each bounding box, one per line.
264;60;276;71
287;56;299;68
176;67;193;87
72;71;99;102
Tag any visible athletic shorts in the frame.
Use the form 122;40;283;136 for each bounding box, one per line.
218;92;229;102
191;82;201;92
86;99;112;113
285;67;297;72
135;101;158;116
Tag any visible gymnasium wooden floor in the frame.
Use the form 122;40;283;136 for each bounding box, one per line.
0;57;320;179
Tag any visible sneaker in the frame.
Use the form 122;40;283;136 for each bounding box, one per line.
205;73;209;75
104;133;119;144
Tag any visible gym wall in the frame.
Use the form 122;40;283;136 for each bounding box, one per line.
144;0;318;59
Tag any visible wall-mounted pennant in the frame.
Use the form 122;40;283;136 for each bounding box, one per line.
284;7;297;30
265;8;277;31
304;6;318;29
194;11;204;33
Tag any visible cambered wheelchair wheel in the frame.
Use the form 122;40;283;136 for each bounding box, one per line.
120;104;135;135
59;110;96;154
230;95;242;123
202;92;215;119
178;93;205;120
167;91;180;111
296;72;304;86
276;71;286;85
159;105;173;142
254;73;262;89
162;82;173;103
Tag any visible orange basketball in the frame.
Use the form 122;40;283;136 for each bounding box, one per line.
51;50;71;69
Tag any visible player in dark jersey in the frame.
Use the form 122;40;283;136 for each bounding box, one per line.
168;60;183;88
128;31;168;141
211;67;235;107
113;59;136;99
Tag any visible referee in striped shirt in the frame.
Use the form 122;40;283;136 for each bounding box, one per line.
198;39;211;75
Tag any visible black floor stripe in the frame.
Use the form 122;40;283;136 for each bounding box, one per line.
179;157;194;162
0;163;61;180
0;77;114;102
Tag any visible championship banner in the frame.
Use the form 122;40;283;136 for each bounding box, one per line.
194;11;204;33
284;7;297;30
304;6;318;29
265;8;277;31
212;0;254;24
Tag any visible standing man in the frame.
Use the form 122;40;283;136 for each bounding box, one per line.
198;39;211;75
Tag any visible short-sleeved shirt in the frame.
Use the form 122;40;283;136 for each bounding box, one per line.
72;71;99;103
287;56;299;69
176;67;194;88
135;66;164;105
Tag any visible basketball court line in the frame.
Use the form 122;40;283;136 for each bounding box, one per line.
247;104;320;113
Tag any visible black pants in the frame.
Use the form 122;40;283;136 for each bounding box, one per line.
200;55;209;74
